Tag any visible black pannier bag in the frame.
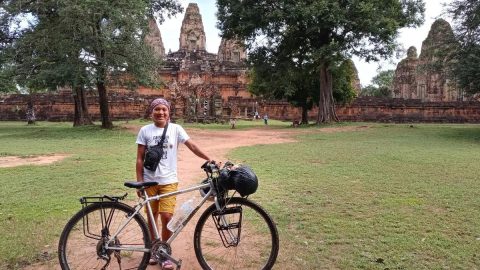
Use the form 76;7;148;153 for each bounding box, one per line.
219;165;258;197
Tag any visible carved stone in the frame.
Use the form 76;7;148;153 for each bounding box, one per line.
155;3;250;121
217;38;247;62
144;19;165;59
393;46;419;99
393;19;462;102
179;3;206;51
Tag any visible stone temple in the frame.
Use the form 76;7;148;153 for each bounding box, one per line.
145;3;252;121
393;19;463;102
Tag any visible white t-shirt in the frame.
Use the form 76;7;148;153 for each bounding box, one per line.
136;123;190;184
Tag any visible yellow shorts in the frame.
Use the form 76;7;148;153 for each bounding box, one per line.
144;183;178;214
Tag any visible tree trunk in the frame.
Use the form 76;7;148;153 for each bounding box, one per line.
97;81;113;129
73;85;93;127
317;63;338;124
26;97;36;125
301;104;309;125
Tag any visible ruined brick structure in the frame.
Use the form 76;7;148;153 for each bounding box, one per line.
1;10;480;124
144;3;253;122
2;93;479;123
393;19;463;102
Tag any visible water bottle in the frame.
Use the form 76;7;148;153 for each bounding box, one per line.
167;198;195;232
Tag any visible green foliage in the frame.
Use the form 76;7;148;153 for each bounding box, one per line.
1;0;182;127
5;0;182;90
217;0;425;122
361;69;394;98
247;47;319;122
0;58;16;93
0;122;479;268
332;59;358;104
447;0;480;95
453;45;480;95
231;123;480;269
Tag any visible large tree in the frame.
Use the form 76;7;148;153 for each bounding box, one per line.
247;47;319;124
217;0;425;124
0;5;20;93
447;0;480;95
2;0;182;128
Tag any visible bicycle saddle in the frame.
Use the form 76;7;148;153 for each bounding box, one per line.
124;181;159;189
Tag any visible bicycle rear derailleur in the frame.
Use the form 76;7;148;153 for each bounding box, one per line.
96;236;121;269
151;240;182;269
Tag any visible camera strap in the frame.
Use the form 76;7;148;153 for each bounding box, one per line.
157;123;169;147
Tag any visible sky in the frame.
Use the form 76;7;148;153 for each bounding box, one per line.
158;0;454;87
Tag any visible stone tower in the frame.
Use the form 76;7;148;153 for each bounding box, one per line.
392;19;462;101
393;46;419;99
144;19;165;58
417;18;459;101
346;59;361;94
179;3;206;51
217;38;247;62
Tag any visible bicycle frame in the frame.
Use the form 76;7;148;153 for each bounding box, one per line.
104;181;215;253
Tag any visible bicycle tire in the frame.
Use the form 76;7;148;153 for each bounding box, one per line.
194;197;279;270
58;201;151;270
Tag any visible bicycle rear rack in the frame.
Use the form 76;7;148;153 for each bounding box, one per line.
79;193;128;206
79;193;128;240
211;206;243;248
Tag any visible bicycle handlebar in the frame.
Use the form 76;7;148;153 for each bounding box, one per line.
201;161;218;173
201;160;234;174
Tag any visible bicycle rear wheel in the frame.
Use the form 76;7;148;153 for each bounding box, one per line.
194;197;279;270
58;201;151;270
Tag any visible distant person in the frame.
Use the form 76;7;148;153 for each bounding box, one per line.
136;98;214;268
263;114;268;125
254;111;259;120
230;118;237;129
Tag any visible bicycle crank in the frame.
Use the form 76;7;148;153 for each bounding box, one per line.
151;240;182;269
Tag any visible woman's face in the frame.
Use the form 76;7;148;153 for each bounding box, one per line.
151;104;169;127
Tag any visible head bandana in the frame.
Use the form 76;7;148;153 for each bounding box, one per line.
149;98;170;114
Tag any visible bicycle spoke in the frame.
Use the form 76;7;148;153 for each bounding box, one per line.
194;197;279;270
59;202;150;270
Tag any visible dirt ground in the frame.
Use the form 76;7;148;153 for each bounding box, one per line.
17;125;368;269
0;154;70;168
18;127;299;270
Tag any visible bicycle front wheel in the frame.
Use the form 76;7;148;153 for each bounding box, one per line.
58;201;151;270
194;197;279;270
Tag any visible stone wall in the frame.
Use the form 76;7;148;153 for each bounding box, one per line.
0;91;155;121
2;94;479;123
336;97;480;123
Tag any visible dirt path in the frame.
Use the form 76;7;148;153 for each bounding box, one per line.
145;127;299;269
22;127;300;270
0;154;70;168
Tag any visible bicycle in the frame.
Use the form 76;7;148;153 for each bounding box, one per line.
58;161;279;270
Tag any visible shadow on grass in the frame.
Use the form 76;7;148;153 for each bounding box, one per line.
429;125;480;144
0;124;122;141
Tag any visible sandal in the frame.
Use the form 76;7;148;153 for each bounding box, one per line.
161;259;174;270
148;258;158;265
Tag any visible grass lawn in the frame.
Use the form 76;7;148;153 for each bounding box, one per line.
231;123;480;269
0;121;479;269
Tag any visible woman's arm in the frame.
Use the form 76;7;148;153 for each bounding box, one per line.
184;139;211;161
136;144;146;182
